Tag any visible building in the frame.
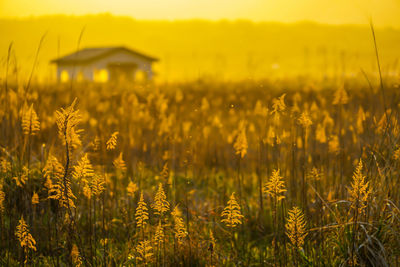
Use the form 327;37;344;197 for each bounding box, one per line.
51;46;158;82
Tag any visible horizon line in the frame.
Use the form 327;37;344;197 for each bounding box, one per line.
0;13;399;30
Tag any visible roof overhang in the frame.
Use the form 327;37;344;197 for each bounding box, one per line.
51;46;158;65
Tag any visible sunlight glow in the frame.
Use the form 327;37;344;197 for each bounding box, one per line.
1;0;399;27
94;69;109;83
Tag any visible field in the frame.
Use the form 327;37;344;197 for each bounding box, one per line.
0;73;400;266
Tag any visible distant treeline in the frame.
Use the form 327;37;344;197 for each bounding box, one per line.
0;14;399;82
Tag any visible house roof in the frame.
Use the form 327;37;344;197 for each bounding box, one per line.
51;46;158;65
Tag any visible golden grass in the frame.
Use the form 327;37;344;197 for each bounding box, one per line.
0;78;399;265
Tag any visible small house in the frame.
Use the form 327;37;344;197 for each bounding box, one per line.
51;46;158;82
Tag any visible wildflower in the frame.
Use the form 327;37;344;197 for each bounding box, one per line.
376;111;392;134
212;115;223;128
13;166;29;188
136;240;153;263
285;206;307;249
55;99;82;151
209;230;216;253
298;112;312;129
0;185;5;213
263;169;286;201
43;154;64;189
22;104;40;136
136;192;149;229
254;100;268;117
158;114;174;136
201;97;210;111
394;147;400;161
271;93;286;114
328;135;339;154
175;89;183;103
221;192;244;228
323;112;334;128
113;152;127;172
316;123;327;143
44;155;73;209
160;163;169;181
106;131;119;150
32;192;39;205
100;238;108;246
71;244;82;267
48;175;76;209
15;216;36;252
72;153;94;181
265;126;277;146
83;182;92;200
154;221;164;247
0;157;11;174
152;183;170;216
171;205;187;245
356;107;366;134
91;174;105;198
83;174;105;200
333;87;348;105
127;181;138;198
348;160;371;216
307;167;322;181
234;124;248;158
92;136;101;151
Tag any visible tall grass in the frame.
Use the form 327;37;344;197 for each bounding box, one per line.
0;76;399;265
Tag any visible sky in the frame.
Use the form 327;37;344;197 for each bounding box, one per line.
0;0;399;27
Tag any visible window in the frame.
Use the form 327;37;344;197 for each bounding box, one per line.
135;70;148;82
60;70;70;82
94;69;109;83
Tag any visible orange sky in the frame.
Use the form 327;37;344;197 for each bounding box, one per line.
0;0;399;27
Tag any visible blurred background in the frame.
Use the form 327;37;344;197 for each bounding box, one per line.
0;0;399;82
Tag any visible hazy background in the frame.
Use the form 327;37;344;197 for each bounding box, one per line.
1;0;400;27
0;0;399;82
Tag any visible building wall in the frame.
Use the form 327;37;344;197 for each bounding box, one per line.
57;65;94;81
56;50;154;82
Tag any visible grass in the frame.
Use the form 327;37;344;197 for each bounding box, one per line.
0;77;400;266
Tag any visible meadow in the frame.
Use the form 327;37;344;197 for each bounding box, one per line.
0;73;400;266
